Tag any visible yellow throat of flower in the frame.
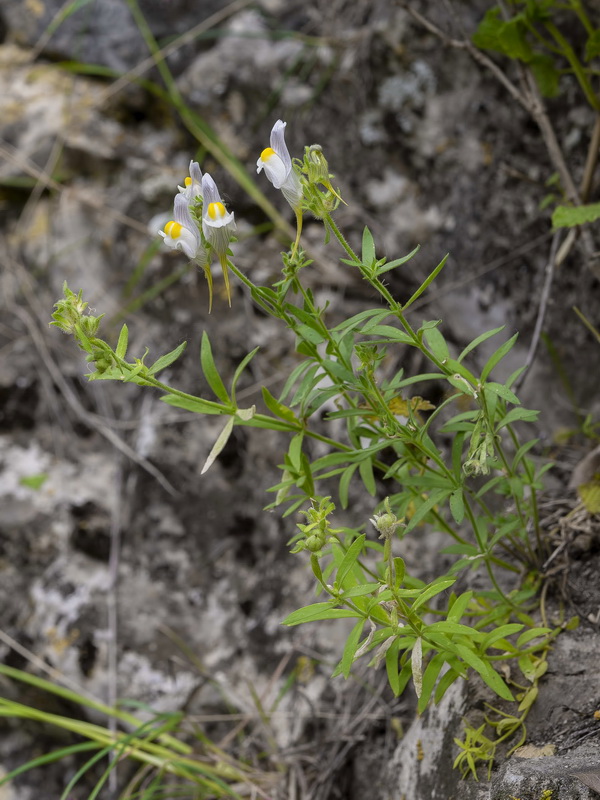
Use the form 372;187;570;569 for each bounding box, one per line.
260;147;276;162
164;220;182;238
207;201;226;221
184;177;192;187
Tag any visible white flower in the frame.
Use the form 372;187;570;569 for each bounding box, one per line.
256;119;302;209
178;160;203;203
159;193;201;259
201;173;236;306
201;173;236;257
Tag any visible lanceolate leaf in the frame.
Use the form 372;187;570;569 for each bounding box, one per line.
362;226;376;265
339;619;366;679
481;333;519;382
201;416;234;475
200;332;230;404
455;644;513;701
337;534;366;589
458;326;505;363
282;603;361;626
262;387;298;423
115;324;129;359
148;341;187;376
412;578;456;611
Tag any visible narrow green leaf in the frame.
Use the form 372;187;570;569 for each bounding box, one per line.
362;226;375;264
375;245;420;276
201;416;234;475
412;578;456;611
424;326;450;362
446;591;473;623
362;324;413;344
341;583;381;598
425;621;483;639
332;308;389;333
339;619;366;679
496;407;539;429
147;340;187;376
480;624;524;652
283;603;360;626
230;346;259;405
418;652;446;713
161;394;227;415
200;332;230;404
339;463;358;509
262;387;298;423
358;457;376;496
434;665;462;704
457;326;505;363
337;535;366;589
480;333;519;382
451;431;467;480
455;645;513;701
296;323;325;345
115;324;129;359
291;364;322;407
511;438;539;469
485;382;520;405
385;639;401;695
404;488;450;534
518;685;538;712
288;433;304;472
449;489;465;524
516;627;551;648
402;254;449;311
280;360;313;404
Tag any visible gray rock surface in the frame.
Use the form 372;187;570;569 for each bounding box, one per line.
0;0;224;72
491;744;600;800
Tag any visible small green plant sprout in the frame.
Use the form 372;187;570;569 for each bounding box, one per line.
52;119;557;768
158;161;237;310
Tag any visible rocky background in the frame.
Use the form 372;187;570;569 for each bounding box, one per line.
1;1;600;798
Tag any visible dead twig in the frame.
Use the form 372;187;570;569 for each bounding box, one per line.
513;231;561;392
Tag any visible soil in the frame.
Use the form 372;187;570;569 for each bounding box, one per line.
0;1;599;799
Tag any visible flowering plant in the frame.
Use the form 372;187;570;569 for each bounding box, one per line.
52;120;557;768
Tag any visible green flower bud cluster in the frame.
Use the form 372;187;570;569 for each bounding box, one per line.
85;342;115;374
50;282;113;375
50;282;104;338
299;145;344;219
370;497;405;540
355;343;384;373
291;496;338;554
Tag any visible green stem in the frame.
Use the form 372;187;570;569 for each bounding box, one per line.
568;0;595;35
322;212;360;262
506;424;543;558
463;497;518;610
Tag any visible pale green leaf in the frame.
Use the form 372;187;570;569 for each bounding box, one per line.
201;416;234;475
